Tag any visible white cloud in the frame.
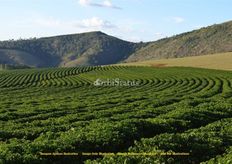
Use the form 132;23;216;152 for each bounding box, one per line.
78;0;121;9
75;17;116;28
103;0;113;7
172;17;185;23
33;16;116;31
79;0;90;6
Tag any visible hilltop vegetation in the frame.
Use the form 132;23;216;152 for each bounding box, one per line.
0;66;232;163
1;21;232;67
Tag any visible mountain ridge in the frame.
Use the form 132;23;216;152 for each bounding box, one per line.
0;20;232;67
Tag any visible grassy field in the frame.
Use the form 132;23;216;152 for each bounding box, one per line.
0;66;232;163
120;52;232;71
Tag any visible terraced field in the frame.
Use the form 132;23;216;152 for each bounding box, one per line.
0;66;232;164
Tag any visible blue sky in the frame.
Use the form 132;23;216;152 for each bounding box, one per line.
0;0;232;42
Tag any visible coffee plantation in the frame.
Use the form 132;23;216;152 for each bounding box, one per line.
0;66;232;163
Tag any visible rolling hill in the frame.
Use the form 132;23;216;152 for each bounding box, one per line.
125;20;232;62
0;31;142;67
0;20;232;67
